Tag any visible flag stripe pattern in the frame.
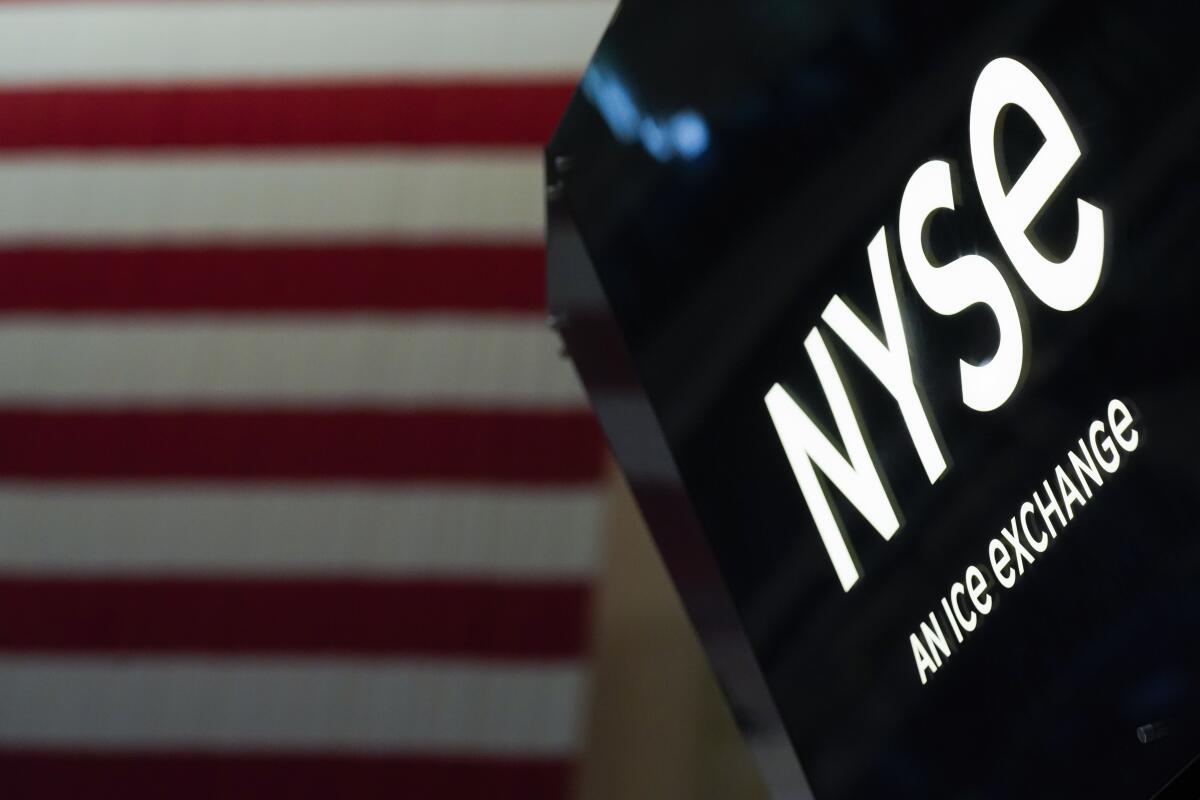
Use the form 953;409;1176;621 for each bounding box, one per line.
0;658;584;751
0;752;575;800
0;487;603;577
0;245;548;312
0;409;602;482
0;153;547;243
0;579;591;658
0;82;578;149
0;319;584;406
0;1;613;796
0;2;613;83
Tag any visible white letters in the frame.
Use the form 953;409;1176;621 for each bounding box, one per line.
1068;439;1104;498
971;57;1105;312
1034;480;1066;537
823;228;948;482
1020;501;1048;553
1109;398;1140;452
1055;464;1087;520
965;566;993;616
772;56;1111;592
1090;420;1121;473
950;581;977;632
765;331;900;592
899;159;1026;413
920;612;952;667
989;539;1016;589
912;400;1140;685
911;633;939;685
1000;521;1034;578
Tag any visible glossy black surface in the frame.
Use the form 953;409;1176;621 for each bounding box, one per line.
548;2;1200;798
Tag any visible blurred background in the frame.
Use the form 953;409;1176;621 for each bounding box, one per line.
0;1;762;797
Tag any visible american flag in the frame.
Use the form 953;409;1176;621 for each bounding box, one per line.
0;2;614;797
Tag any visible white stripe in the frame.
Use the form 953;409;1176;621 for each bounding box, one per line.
0;2;613;84
0;152;543;244
0;485;602;577
0;317;582;408
0;657;584;754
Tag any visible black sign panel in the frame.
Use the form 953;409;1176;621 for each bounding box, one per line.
547;2;1200;798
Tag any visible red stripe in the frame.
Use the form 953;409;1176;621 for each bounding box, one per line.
0;81;574;150
0;409;604;483
0;751;572;800
0;577;589;658
0;244;545;312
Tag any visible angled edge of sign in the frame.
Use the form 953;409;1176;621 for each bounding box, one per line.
544;150;815;800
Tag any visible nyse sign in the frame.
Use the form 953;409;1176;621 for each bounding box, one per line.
550;4;1200;795
765;58;1107;592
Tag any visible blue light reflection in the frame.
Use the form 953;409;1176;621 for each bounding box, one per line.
581;64;710;162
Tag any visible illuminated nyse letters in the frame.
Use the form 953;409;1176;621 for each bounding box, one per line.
899;159;1025;413
766;56;1105;591
970;57;1106;312
822;230;949;482
766;229;946;591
